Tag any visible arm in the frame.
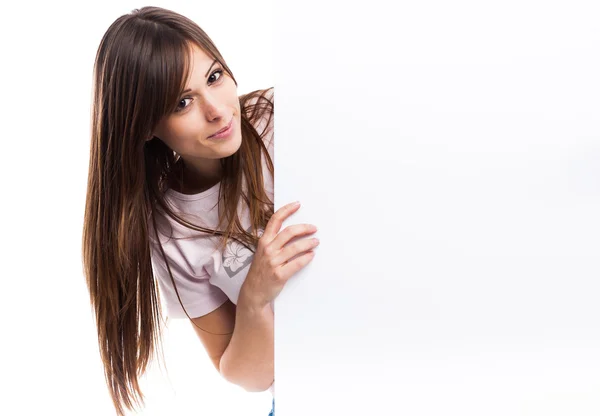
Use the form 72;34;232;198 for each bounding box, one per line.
218;200;317;392
218;292;274;392
193;196;314;393
190;293;273;392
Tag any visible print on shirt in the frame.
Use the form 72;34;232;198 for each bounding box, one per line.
222;227;264;278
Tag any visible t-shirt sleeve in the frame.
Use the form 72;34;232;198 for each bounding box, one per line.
150;242;228;319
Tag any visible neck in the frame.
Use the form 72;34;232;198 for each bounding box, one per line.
171;158;223;194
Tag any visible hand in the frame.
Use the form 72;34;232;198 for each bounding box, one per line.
239;201;319;309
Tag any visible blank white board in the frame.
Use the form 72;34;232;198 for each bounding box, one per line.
274;1;600;415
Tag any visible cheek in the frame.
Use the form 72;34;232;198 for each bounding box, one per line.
171;117;203;140
155;123;191;152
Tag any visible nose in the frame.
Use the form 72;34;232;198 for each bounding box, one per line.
202;94;228;122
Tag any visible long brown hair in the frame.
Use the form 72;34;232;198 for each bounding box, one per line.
81;6;274;415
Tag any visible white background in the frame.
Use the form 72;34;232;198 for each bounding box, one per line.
274;0;600;415
2;1;599;416
0;1;273;415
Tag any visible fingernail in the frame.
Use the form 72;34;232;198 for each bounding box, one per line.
292;201;300;207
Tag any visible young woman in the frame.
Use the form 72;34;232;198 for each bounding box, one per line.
81;6;319;416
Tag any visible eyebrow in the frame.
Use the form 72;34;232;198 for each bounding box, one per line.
205;59;218;77
180;60;219;95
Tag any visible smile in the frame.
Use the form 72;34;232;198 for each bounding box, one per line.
208;118;234;140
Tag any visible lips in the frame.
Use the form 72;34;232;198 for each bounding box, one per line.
209;118;233;138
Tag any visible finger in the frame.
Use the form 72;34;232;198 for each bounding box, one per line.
261;201;300;242
275;237;320;266
279;250;316;275
271;223;317;251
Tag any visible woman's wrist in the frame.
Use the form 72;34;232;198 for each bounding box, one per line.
238;286;270;314
238;274;271;311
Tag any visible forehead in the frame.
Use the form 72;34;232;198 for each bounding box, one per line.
187;44;214;75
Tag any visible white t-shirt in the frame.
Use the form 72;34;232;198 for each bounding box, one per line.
149;88;275;394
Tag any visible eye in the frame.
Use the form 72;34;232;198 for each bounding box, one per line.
208;69;224;85
174;97;192;113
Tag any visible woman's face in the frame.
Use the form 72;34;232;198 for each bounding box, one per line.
152;44;242;172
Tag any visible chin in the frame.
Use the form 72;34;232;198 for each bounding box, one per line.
220;133;243;158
